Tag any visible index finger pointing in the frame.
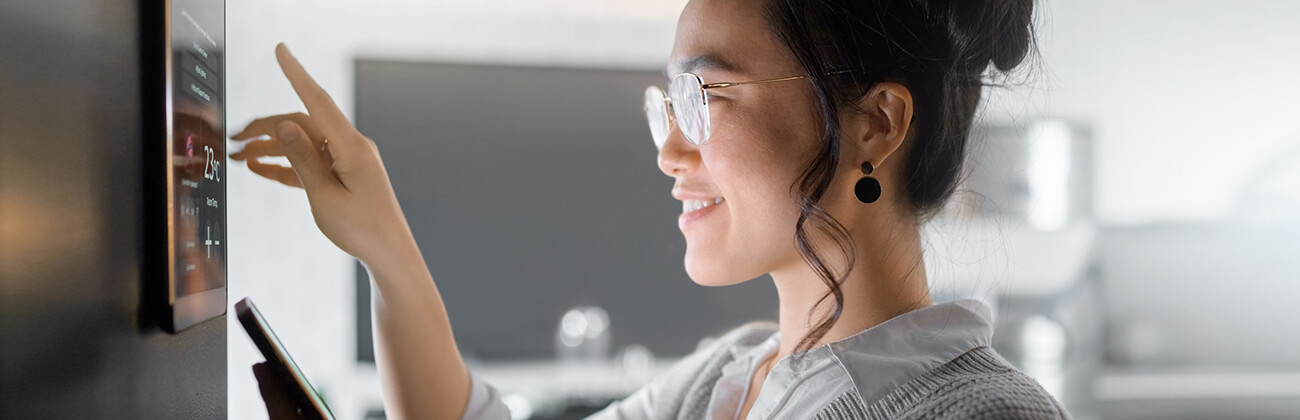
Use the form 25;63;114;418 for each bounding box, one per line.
274;43;357;140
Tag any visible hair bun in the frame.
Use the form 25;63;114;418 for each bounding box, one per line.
943;0;1036;75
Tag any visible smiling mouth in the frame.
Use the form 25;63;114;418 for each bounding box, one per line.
682;197;724;213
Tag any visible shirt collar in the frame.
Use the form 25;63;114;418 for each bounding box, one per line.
722;326;781;376
718;299;995;405
826;298;995;403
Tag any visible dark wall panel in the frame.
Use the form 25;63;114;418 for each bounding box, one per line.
1;1;226;418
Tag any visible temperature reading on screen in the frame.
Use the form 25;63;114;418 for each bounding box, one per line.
204;145;220;182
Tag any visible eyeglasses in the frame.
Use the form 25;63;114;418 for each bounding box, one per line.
643;71;848;149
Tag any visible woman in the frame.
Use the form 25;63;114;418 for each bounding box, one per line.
235;0;1068;418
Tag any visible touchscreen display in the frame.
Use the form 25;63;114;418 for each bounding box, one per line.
168;0;225;329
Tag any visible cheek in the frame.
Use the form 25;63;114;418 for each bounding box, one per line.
698;128;809;270
683;91;826;283
707;118;803;220
718;105;819;216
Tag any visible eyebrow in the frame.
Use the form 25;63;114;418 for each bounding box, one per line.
665;54;744;79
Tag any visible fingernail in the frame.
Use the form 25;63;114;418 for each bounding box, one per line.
276;121;297;144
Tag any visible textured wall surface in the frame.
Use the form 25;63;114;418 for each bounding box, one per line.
0;1;227;418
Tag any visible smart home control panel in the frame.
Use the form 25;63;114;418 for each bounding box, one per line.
150;0;226;333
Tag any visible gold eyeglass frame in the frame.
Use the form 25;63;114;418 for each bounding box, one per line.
646;70;854;148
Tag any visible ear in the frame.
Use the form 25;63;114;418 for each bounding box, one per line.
842;82;914;171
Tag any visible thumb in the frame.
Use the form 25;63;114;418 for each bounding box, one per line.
275;120;335;191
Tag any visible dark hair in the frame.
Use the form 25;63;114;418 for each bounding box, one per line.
762;0;1038;355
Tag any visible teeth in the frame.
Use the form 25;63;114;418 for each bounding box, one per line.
681;197;725;213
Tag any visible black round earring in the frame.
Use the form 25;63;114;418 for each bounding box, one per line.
855;161;882;204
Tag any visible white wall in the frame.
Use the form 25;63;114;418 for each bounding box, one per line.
226;0;1300;418
983;0;1300;224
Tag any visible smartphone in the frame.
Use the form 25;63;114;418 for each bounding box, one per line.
235;297;336;420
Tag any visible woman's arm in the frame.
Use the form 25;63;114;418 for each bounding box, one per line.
367;239;473;420
230;43;477;420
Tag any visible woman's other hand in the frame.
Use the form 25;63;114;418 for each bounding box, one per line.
228;43;420;270
253;362;307;420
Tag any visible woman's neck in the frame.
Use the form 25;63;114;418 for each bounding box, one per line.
767;223;932;360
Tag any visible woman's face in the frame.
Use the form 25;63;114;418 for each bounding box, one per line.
659;0;826;286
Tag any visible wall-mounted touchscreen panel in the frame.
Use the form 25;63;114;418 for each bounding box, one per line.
164;0;226;332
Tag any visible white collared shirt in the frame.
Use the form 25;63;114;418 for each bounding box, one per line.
463;299;996;420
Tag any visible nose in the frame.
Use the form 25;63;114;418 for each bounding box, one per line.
657;126;700;177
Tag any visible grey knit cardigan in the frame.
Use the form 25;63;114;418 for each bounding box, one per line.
653;326;1072;420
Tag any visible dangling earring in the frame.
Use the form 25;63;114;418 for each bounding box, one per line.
855;161;882;204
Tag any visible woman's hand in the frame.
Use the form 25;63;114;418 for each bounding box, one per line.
230;44;473;420
229;43;418;270
252;362;307;420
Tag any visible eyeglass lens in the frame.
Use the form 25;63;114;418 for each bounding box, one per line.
670;74;710;145
643;86;670;149
643;74;712;149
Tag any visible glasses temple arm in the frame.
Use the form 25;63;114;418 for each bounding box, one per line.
700;70;857;90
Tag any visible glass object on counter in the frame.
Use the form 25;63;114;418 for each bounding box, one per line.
618;344;655;385
555;306;611;363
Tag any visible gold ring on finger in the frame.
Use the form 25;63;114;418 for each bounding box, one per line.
320;137;330;152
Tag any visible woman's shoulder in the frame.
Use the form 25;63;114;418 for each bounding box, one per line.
874;347;1071;420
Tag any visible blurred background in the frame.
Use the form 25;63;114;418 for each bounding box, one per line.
216;0;1300;419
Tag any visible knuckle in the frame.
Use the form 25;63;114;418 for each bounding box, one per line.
310;90;337;107
276;118;301;131
287;113;312;128
359;140;381;159
291;120;310;135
